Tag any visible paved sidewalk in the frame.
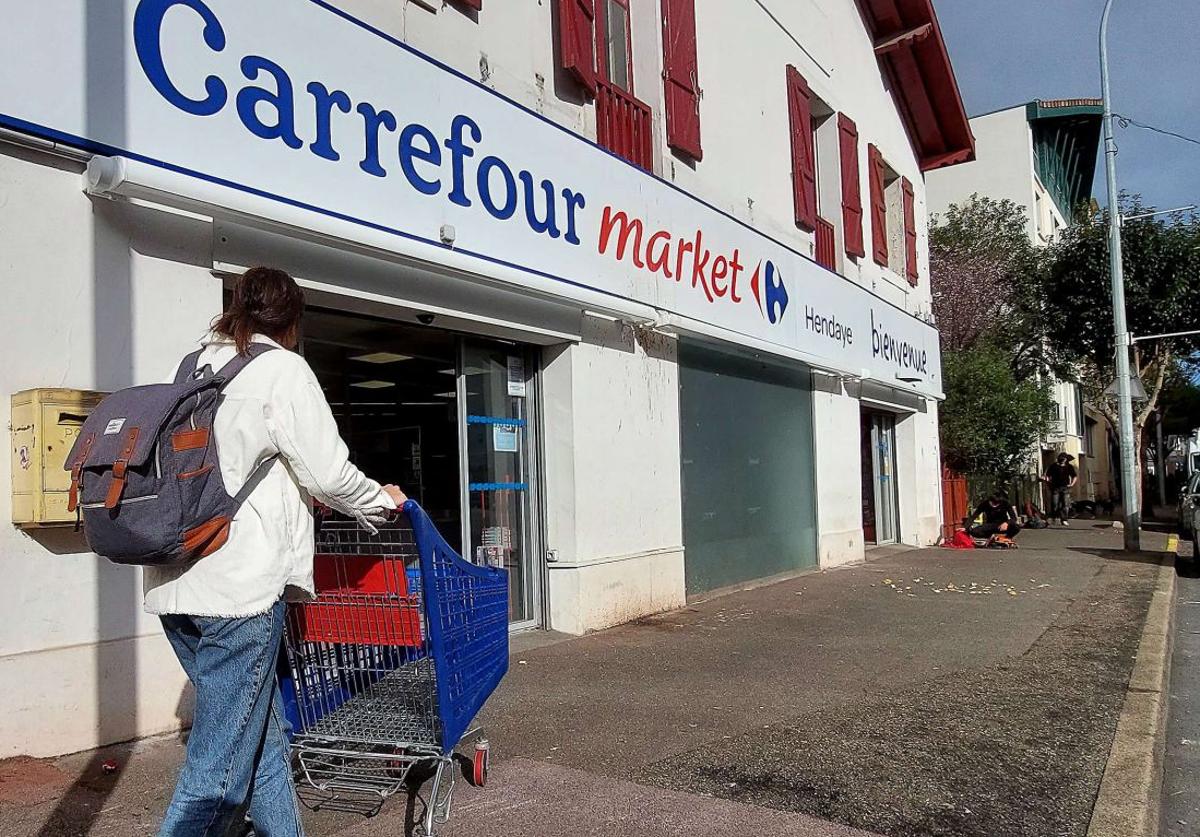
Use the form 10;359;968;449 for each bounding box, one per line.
0;525;1166;836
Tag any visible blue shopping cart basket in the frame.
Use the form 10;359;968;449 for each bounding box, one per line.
281;500;508;836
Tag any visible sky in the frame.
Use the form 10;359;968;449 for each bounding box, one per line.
934;0;1200;212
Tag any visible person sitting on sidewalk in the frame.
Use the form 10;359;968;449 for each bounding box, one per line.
969;493;1022;544
1041;453;1078;526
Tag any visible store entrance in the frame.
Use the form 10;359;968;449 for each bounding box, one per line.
861;409;899;545
302;308;540;626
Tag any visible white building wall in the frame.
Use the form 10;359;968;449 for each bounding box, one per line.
812;377;866;567
542;321;685;635
0;0;954;757
926;105;1037;238
330;0;936;320
679;0;934;313
0;147;215;757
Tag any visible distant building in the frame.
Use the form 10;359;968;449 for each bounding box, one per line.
926;99;1115;505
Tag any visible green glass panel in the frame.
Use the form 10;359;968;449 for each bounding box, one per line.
679;341;818;595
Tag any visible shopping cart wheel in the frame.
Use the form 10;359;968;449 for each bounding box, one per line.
472;739;490;787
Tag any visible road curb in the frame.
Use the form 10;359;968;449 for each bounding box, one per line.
1086;549;1177;837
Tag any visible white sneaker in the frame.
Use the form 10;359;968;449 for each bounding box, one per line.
1061;519;1069;526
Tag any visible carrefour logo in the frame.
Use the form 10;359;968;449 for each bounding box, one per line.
596;206;789;325
749;260;789;325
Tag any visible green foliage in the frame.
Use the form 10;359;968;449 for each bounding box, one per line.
1159;362;1200;437
1045;198;1200;364
940;345;1057;478
930;195;1056;376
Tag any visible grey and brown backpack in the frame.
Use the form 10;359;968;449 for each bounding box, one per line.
64;344;278;566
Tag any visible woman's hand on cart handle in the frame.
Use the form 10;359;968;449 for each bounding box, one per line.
382;484;408;507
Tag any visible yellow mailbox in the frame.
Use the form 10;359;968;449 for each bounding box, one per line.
11;388;108;527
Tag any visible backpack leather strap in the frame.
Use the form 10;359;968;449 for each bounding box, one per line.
104;427;141;509
67;433;96;513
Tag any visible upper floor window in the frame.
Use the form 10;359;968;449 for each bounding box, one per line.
559;0;652;170
596;0;634;92
869;145;918;287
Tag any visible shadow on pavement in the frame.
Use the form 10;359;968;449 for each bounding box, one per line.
1068;547;1168;567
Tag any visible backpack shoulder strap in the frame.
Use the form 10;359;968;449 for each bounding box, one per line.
233;454;280;507
173;349;206;384
214;343;278;391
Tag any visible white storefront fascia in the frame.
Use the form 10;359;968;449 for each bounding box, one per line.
1;0;943;400
0;0;955;759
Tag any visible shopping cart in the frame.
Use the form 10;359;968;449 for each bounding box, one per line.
281;500;509;836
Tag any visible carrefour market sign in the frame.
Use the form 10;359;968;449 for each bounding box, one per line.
0;0;941;396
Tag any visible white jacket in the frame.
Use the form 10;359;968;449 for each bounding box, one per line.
143;334;395;617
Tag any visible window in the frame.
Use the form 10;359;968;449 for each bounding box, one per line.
871;147;917;285
868;144;888;267
902;178;918;285
810;99;839;271
596;0;634;92
559;0;653;169
559;0;598;93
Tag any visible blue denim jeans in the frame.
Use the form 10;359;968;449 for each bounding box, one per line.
159;600;304;836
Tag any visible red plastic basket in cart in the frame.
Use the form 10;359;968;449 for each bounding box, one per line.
289;552;424;647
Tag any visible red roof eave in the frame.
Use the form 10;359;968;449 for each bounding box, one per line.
859;0;975;172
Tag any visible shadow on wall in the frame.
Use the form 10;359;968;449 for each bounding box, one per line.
33;4;154;832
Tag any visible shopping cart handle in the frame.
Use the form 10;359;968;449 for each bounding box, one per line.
401;499;508;581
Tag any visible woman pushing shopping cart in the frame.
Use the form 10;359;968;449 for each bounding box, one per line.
107;267;509;837
283;498;508;829
282;499;509;836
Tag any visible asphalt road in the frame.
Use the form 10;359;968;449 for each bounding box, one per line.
1163;536;1200;837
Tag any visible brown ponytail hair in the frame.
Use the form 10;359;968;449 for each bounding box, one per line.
212;267;305;354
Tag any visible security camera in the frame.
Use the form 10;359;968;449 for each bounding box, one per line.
416;313;436;326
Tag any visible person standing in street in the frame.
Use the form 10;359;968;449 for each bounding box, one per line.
1042;453;1078;526
146;267;406;836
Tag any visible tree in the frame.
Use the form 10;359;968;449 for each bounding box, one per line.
930;196;1059;481
1043;197;1200;497
939;345;1057;479
930;195;1059;376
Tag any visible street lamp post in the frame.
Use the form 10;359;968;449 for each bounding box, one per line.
1100;0;1141;550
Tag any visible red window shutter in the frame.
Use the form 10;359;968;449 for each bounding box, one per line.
837;114;864;258
868;143;888;267
786;65;817;232
559;0;597;95
902;176;918;285
661;0;702;160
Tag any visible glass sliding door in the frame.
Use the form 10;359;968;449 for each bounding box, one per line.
863;410;900;545
460;341;539;625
